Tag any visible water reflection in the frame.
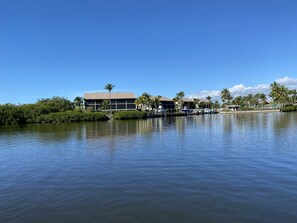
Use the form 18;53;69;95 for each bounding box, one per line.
218;112;297;133
1;113;297;223
0;113;296;143
273;112;297;131
85;119;157;139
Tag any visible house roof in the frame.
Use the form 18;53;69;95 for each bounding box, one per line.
84;92;136;100
159;96;174;102
188;98;209;103
138;95;174;102
183;98;194;102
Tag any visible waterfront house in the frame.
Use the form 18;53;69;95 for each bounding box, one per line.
183;98;196;110
159;97;175;110
84;92;137;111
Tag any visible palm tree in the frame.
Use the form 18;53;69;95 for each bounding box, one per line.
152;95;162;110
289;89;297;104
176;91;185;98
174;91;185;111
254;93;261;107
206;96;212;108
269;82;281;104
279;85;290;106
220;88;232;107
142;92;153;110
104;83;115;116
135;92;153;111
135;97;143;110
246;94;254;108
270;82;289;107
73;97;84;110
213;100;220;109
270;82;280;98
258;93;267;108
233;96;244;107
193;98;200;109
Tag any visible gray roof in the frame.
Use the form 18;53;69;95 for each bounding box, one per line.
150;96;174;102
159;96;174;102
189;97;208;103
84;92;136;100
183;98;194;102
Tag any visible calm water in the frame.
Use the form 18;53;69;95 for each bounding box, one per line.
1;113;297;223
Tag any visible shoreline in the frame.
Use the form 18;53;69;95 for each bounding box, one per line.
219;109;280;114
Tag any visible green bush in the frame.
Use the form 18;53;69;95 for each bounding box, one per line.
0;104;109;124
34;97;74;115
113;111;146;120
0;96;76;125
280;105;297;112
239;107;255;111
0;104;24;124
80;111;109;121
0;97;106;125
38;111;109;123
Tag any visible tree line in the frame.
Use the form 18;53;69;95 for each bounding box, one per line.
90;82;297;113
0;97;107;125
134;91;220;112
133;82;296;112
220;82;297;109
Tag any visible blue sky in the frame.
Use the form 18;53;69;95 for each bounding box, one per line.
0;0;297;104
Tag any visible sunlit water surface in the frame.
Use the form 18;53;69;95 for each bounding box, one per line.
1;112;297;223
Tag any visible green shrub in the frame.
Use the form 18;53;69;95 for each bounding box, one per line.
0;96;77;125
239;107;255;111
113;111;146;120
38;111;109;123
0;104;24;125
280;105;297;112
80;112;109;121
34;97;74;115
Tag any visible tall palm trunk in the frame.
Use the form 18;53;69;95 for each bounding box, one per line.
109;90;112;116
104;83;115;118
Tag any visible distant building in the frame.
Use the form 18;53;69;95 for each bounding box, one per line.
227;105;241;111
159;97;175;110
84;92;210;112
183;98;196;110
84;92;136;111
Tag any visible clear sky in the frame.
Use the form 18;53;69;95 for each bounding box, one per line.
0;0;297;104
